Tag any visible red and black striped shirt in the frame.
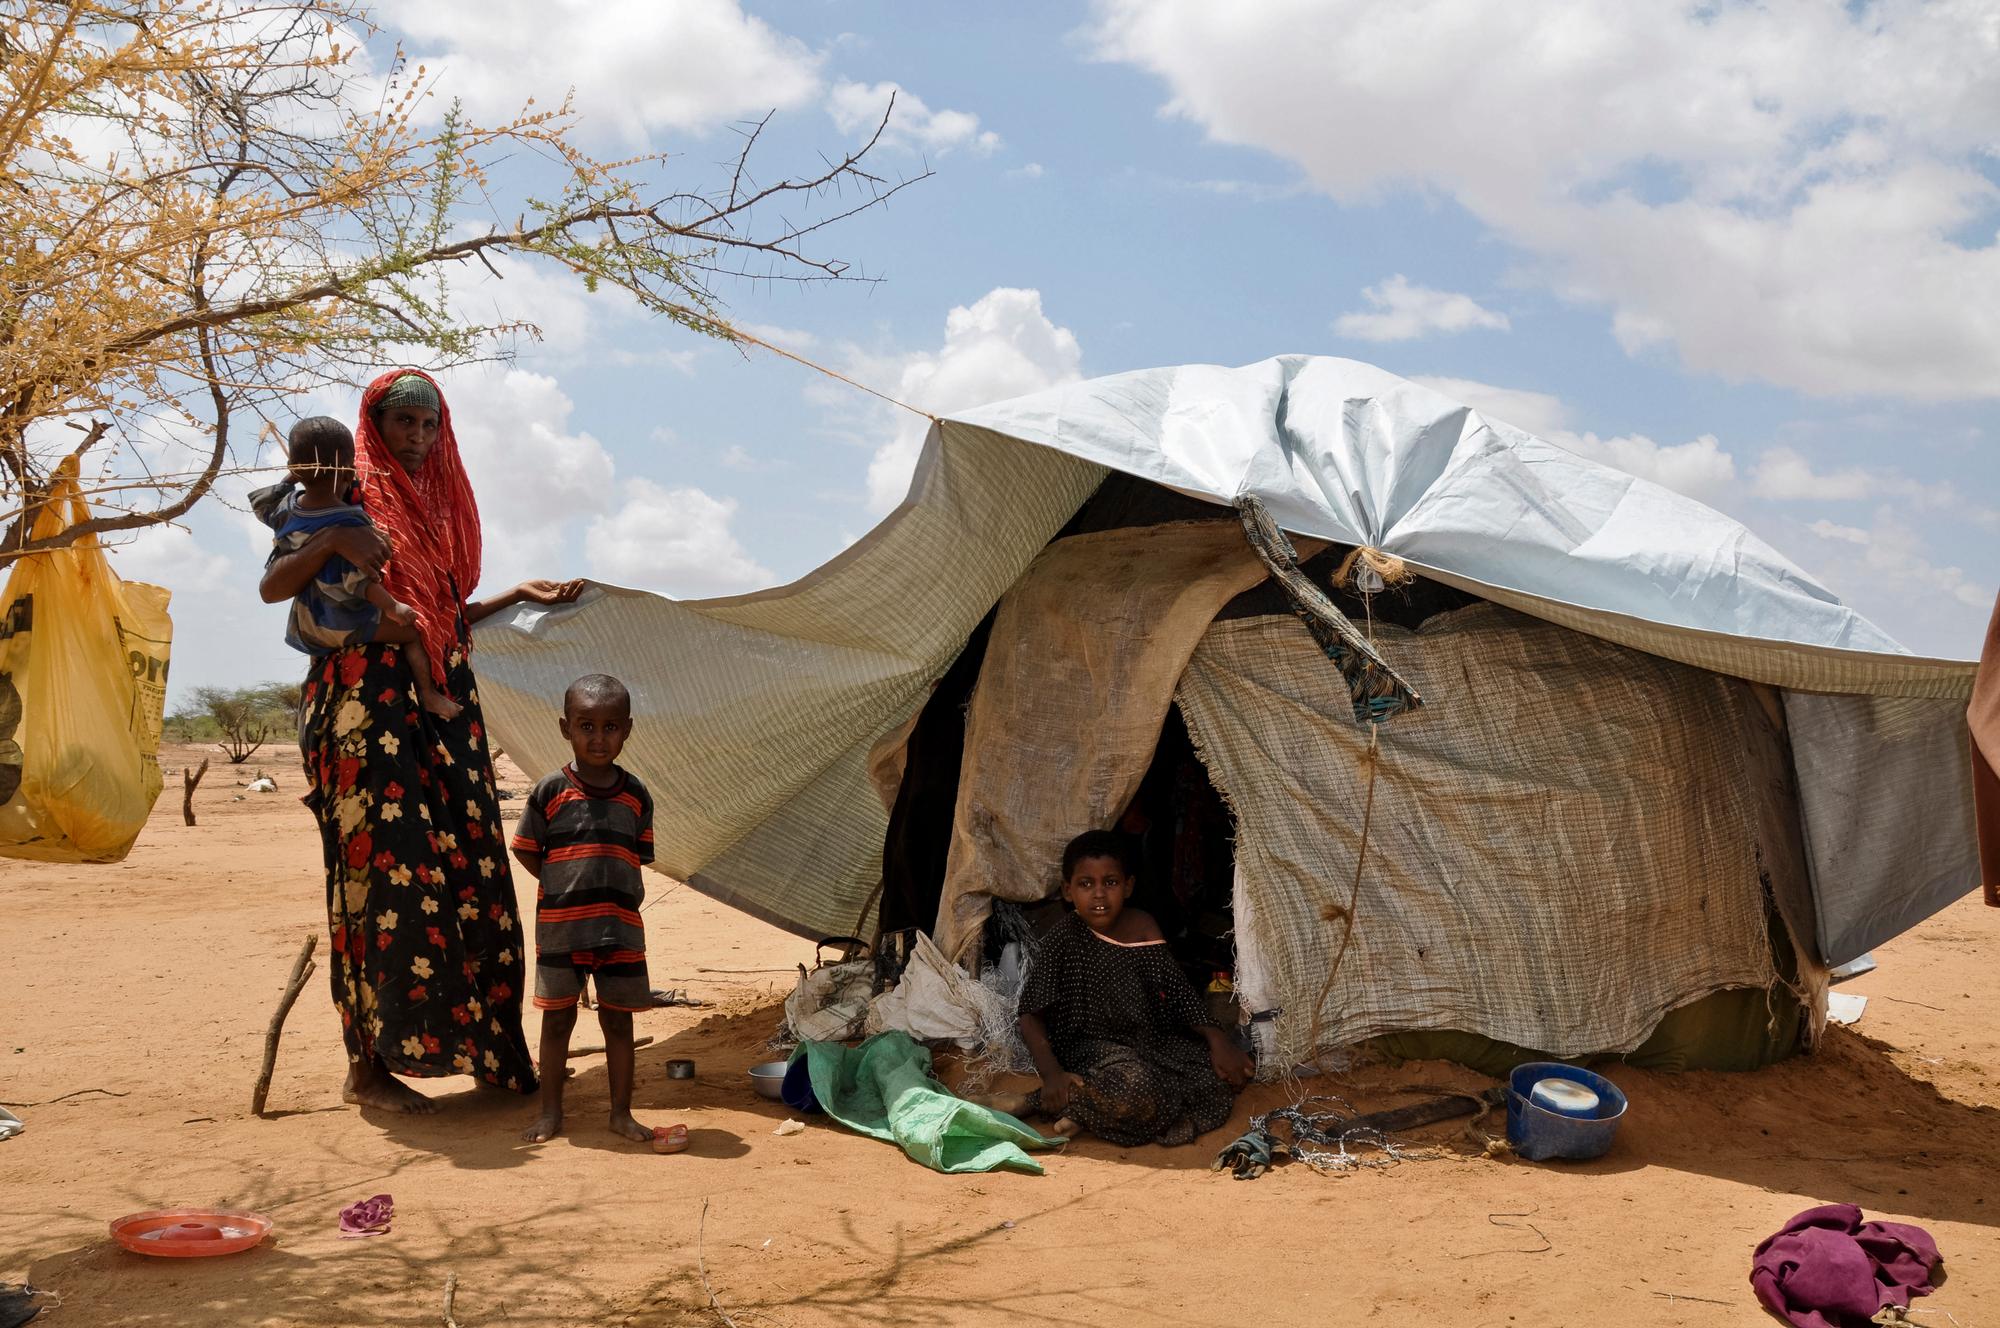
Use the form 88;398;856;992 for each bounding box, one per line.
511;765;655;958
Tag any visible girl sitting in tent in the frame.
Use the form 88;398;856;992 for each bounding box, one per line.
1004;830;1254;1147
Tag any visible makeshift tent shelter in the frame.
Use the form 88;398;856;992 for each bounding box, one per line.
475;357;1978;1072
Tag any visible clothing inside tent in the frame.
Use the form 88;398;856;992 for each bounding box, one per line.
472;356;1978;1075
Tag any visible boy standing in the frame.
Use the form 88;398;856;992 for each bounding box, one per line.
511;674;656;1143
252;417;460;720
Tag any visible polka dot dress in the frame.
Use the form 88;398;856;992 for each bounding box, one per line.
1018;912;1237;1147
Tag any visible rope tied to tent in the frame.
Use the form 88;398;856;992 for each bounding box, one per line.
1231;496;1421;724
717;320;940;425
1303;653;1385;1060
1334;545;1414;594
1230;495;1418;1066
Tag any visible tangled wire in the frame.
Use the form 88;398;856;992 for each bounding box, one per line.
1248;1093;1452;1173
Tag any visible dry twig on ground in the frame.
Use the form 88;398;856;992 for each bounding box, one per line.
0;1087;130;1107
251;932;319;1116
698;1198;744;1328
182;757;209;826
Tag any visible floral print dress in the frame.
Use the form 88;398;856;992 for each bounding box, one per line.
301;625;537;1091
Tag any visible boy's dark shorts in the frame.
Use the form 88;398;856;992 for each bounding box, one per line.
534;949;651;1013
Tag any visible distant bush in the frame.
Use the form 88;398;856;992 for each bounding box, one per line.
185;683;302;763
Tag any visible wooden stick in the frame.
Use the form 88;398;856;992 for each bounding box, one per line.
441;1271;461;1328
251;932;319;1116
567;1035;653;1058
182;756;209;826
697;1198;742;1328
1339;1086;1505;1136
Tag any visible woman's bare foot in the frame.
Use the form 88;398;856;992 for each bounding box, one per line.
972;1090;1034;1117
343;1059;440;1115
418;689;463;722
521;1111;563;1143
608;1109;652;1143
1050;1116;1080;1138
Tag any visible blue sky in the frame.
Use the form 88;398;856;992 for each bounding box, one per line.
112;1;2000;707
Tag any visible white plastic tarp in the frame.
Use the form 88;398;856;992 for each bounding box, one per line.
476;356;1976;960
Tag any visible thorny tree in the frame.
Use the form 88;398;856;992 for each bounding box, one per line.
1;1;923;561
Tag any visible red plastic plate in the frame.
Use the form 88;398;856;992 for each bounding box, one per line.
110;1209;273;1258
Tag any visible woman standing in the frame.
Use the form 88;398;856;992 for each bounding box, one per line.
262;369;581;1114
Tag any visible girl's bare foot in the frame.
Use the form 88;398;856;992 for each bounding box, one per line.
608;1109;652;1143
972;1090;1034;1117
343;1060;440;1115
521;1111;563;1143
1050;1116;1080;1138
418;690;463;722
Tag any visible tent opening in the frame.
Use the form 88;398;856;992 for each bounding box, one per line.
1109;702;1240;1000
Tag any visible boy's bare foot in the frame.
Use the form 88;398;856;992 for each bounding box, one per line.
1050;1116;1080;1138
521;1111;563;1143
343;1060;440;1115
607;1109;652;1143
419;690;463;722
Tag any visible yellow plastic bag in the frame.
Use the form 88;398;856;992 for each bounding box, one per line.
0;457;173;862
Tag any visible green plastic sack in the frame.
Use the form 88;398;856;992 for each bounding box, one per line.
0;457;172;862
791;1032;1062;1175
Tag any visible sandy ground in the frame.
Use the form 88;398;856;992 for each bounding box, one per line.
3;741;1999;1326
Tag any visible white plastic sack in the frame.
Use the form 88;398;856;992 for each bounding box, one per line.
783;960;872;1044
864;932;991;1046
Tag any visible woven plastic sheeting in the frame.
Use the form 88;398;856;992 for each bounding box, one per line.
934;520;1289;960
474;423;1104;941
1782;691;1977;966
1177;604;1779;1068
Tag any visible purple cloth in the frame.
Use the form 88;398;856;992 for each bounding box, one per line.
1750;1203;1940;1328
338;1194;393;1239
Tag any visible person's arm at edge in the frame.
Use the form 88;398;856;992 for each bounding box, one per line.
464;578;586;626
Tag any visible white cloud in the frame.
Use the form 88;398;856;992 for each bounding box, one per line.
719;445;784;473
1094;1;2000;399
585;479;773;598
1334;275;1509;342
860;288;1084;512
827;80;1001;156
1750;447;1874;503
102;522;232;592
1410;376;1567;437
1009;162;1046;180
444;367;617;589
732;322;819;352
445;250;644;361
1556;432;1737;504
1800;511;1990;620
389;0;822;141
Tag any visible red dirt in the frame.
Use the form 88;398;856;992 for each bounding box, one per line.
2;742;1996;1325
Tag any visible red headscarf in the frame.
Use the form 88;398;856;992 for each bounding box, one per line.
354;368;482;690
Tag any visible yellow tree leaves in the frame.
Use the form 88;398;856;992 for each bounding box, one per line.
1;1;921;559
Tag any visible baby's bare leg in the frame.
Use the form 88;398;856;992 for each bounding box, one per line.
399;638;462;721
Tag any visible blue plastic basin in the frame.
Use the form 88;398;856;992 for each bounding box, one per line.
1505;1062;1627;1161
781;1055;822;1114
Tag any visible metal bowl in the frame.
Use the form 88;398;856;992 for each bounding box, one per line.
748;1060;789;1101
